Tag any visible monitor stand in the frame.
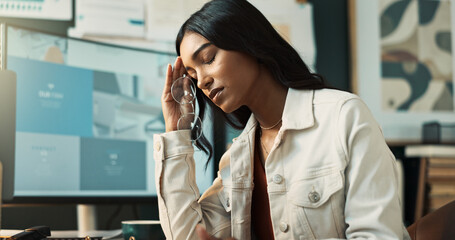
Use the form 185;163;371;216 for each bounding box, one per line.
77;204;97;231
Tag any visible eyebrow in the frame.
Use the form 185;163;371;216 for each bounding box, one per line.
192;42;212;61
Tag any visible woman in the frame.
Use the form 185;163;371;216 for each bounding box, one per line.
154;0;410;239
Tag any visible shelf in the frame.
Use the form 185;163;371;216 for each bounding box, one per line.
405;145;455;158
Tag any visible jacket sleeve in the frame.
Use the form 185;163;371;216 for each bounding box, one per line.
336;98;410;240
153;130;231;240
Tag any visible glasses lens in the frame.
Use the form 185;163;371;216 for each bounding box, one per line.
177;113;203;141
171;76;202;141
171;76;196;104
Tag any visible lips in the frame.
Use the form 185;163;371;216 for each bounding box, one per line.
209;87;224;100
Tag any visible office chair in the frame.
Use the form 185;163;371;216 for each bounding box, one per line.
407;200;455;240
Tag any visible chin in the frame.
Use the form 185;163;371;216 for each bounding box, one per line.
215;103;231;113
222;108;236;114
219;104;242;114
219;106;232;113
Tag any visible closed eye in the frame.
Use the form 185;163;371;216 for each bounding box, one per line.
205;54;216;65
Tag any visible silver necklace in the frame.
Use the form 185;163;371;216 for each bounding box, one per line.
259;119;282;130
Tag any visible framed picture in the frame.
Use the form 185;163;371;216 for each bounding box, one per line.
349;0;455;144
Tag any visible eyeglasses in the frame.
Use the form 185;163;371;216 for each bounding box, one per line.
171;75;203;141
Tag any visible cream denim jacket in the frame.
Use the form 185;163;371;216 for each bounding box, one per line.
153;88;411;240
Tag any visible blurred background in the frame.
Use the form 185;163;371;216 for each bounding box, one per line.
0;0;454;232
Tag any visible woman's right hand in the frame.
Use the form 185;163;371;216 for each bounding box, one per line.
161;57;187;132
196;225;235;240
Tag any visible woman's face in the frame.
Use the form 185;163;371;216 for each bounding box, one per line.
179;32;261;113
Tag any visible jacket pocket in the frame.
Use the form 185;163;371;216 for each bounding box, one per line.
289;171;343;208
288;171;345;239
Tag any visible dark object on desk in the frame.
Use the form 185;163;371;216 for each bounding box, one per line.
422;121;455;144
407;200;455;240
9;226;50;240
122;220;165;240
1;226;103;240
422;122;440;144
45;238;102;240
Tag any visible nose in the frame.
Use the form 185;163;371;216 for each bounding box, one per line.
197;75;213;90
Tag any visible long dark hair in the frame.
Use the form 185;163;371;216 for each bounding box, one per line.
176;0;328;160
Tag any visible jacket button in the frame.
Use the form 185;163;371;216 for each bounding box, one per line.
279;222;288;232
154;142;161;152
273;174;283;184
308;191;320;203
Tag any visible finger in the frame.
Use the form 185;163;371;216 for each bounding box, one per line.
172;57;182;81
178;58;187;78
163;63;173;94
183;76;194;99
196;225;214;240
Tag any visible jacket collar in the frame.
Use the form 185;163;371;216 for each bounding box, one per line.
282;88;315;130
238;88;315;139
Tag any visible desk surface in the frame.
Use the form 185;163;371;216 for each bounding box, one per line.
0;229;123;240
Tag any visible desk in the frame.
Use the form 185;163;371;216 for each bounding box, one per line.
405;145;455;220
0;229;123;240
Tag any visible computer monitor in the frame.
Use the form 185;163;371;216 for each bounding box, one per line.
0;23;215;204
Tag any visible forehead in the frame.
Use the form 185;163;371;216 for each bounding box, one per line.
180;32;211;60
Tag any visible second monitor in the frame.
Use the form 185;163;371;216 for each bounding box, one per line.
1;23;215;203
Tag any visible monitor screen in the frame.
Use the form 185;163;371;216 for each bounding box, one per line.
1;24;214;203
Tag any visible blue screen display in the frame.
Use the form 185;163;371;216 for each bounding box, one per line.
11;56;93;137
6;25;214;198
